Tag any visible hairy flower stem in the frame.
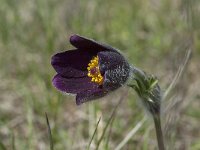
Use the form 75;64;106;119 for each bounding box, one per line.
153;115;165;150
129;66;164;149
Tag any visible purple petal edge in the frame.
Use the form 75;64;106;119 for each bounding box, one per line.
76;89;108;105
51;49;93;77
52;74;99;94
70;34;119;53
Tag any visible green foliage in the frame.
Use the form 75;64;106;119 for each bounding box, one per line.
128;67;161;115
0;141;6;150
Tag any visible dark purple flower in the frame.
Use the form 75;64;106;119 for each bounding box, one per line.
51;34;130;105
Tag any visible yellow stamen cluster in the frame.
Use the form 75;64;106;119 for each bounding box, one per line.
87;56;103;85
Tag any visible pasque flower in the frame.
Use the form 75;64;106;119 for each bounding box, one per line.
51;35;130;105
52;35;164;149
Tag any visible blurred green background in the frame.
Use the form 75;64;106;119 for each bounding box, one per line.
0;0;199;149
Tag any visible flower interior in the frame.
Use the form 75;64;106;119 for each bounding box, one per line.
87;56;103;85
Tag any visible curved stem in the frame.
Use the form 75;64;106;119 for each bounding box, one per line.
153;115;165;150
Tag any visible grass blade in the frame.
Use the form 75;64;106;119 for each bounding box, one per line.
45;112;54;150
105;115;115;150
87;117;101;150
114;116;146;150
95;90;128;150
163;49;192;100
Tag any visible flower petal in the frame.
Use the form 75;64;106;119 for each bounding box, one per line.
70;34;119;53
76;88;108;105
98;51;130;91
51;49;93;77
52;74;99;94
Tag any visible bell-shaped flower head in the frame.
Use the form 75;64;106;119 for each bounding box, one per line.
51;35;130;105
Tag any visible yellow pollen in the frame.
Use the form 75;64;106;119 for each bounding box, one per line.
87;56;103;85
